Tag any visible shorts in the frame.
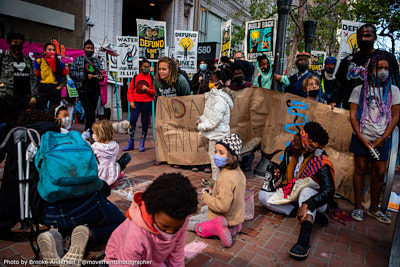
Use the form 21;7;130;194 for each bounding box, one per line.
349;134;390;161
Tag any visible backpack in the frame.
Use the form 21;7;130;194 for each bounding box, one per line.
34;131;103;203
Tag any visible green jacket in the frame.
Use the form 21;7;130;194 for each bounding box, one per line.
0;50;37;97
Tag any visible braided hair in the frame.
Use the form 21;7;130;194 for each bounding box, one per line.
357;54;393;131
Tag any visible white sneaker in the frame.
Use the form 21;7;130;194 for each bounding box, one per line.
351;209;364;222
37;228;64;265
60;225;89;267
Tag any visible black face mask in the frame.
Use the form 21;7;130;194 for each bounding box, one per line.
297;63;308;72
357;40;374;51
85;50;94;57
287;143;301;157
308;90;319;97
261;65;270;74
9;44;23;57
325;67;335;74
233;76;244;85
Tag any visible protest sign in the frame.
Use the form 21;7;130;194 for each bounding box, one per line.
220;20;231;57
174;30;198;74
137;19;167;62
94;44;107;71
245;19;276;62
309;51;327;73
116;36;140;78
337;20;365;61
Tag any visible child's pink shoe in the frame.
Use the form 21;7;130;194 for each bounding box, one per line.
195;216;232;248
229;223;242;237
118;171;124;180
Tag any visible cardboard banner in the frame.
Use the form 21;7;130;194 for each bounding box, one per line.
220;20;231;58
155;95;209;165
337;20;365;62
310;51;327;74
245;19;276;62
137;19;167;62
155;88;359;203
116;36;140;78
174;31;198;74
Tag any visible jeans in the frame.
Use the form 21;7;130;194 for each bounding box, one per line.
36;84;61;111
129;102;152;139
188;206;209;231
44;192;125;246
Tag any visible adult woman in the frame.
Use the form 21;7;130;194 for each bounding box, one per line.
154;57;190;97
34;43;68;110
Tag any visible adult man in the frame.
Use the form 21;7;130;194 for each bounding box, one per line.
285;52;313;97
191;59;211;94
0;32;36;114
330;23;400;109
320;56;338;103
232;51;254;82
259;122;335;259
70;39;104;131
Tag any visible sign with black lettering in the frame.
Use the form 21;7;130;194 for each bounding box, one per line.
174;30;198;74
197;42;219;61
310;51;327;74
116;36;139;78
245;19;276;62
137;19;167;62
337;20;365;61
220;20;231;58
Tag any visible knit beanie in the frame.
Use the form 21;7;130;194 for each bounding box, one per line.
217;133;242;157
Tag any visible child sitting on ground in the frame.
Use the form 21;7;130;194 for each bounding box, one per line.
105;173;198;266
91;120;131;188
187;133;246;248
53;105;70;134
302;76;327;104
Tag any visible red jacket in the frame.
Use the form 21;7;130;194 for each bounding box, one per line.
127;73;155;103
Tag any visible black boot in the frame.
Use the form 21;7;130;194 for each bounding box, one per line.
289;221;312;259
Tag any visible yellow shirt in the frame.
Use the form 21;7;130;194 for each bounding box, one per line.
37;59;57;84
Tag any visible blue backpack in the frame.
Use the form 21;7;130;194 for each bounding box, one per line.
34;131;103;203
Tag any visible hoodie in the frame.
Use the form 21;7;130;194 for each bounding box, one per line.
198;87;234;141
252;54;289;90
105;192;188;267
91;141;121;186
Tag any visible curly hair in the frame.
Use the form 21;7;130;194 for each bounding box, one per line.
6;32;25;44
303;121;329;146
156;57;178;88
142;173;198;219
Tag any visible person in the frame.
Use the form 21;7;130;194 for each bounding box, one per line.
253;54;289;90
320;56;338;103
70;39;104;132
258;122;335;259
302;76;327;104
96;69;108;120
331;23;400;109
197;70;234;184
105;173;198;266
285;52;313;97
34;42;68;111
191;59;212;94
232;51;254;82
228;63;253;91
154;57;190;97
123;59;155;152
173;58;190;83
60;57;76;130
349;55;400;224
0;32;37;116
91;120;132;188
188;133;246;248
53;105;70;134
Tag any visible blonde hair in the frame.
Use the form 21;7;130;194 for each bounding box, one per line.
157;57;178;88
302;75;320;92
92;120;114;143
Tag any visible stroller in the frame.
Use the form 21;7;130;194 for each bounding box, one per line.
0;127;42;259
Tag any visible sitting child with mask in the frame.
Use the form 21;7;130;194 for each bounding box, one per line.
53;105;71;134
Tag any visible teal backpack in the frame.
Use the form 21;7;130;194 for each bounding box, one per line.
34;131;103;203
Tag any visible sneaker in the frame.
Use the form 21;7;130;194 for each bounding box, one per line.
204;167;211;173
351;209;364;222
60;225;89;267
289;243;311;259
367;209;391;224
37;228;64;264
192;167;199;172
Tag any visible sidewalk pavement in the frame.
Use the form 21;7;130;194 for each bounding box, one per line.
0;128;398;267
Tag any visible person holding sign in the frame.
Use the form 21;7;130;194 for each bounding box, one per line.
123;59;155;152
70;40;104;132
154;57;190;97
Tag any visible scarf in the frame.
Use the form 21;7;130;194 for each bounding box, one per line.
45;51;57;73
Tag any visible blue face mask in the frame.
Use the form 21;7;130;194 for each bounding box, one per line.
214;154;227;168
199;64;207;71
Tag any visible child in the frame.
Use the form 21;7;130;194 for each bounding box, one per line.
349;55;400;224
253;53;289;90
197;70;233;183
122;59;155;152
91;120;131;188
54;105;70;134
188;133;246;248
105;173;198;266
302;76;327;104
60;57;76;130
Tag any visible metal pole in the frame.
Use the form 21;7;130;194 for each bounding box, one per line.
304;20;317;53
272;0;292;92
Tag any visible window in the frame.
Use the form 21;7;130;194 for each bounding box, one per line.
199;8;222;43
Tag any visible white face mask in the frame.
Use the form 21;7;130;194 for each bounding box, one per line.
61;117;71;127
92;133;98;142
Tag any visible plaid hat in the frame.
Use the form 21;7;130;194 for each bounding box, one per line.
217;133;242;157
